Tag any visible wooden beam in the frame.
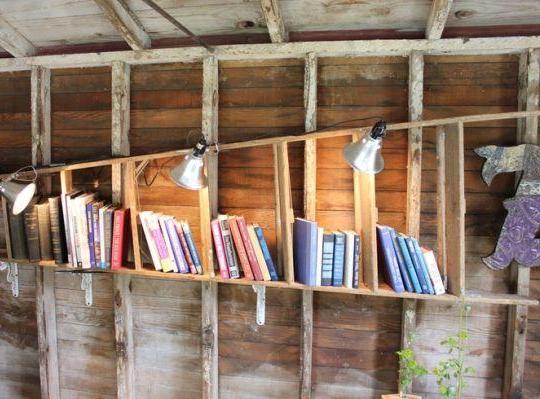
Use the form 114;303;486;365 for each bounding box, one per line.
425;0;454;40
0;15;35;57
300;52;316;399
94;0;150;50
503;48;539;399
360;173;378;290
112;61;131;157
261;0;288;43
276;142;294;284
436;126;447;288
200;55;219;399
31;66;51;167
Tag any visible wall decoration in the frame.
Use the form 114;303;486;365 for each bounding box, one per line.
475;144;540;269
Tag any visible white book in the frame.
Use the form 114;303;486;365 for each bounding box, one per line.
158;214;178;273
99;205;110;269
60;193;72;265
65;191;82;267
139;211;162;271
315;227;324;286
422;248;446;295
75;193;94;269
342;230;356;289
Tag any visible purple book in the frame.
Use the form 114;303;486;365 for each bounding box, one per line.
376;225;405;293
165;218;189;273
86;202;96;268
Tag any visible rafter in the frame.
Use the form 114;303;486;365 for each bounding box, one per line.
261;0;288;43
94;0;151;50
0;15;35;57
426;0;454;40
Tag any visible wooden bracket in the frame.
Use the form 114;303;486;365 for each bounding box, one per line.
80;273;93;307
252;285;266;326
0;261;18;297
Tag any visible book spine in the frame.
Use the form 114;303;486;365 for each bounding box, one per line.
49;198;66;264
24;205;40;262
165;218;189;273
176;222;196;274
343;233;354;288
389;228;413;292
422;248;446;295
405;237;429;293
377;226;404;293
68;197;80;267
104;210;114;269
149;218;172;272
219;217;240;279
92;204;101;268
248;225;271;281
77;200;90;268
237;217;263;281
111;210;125;270
139;212;162;271
412;238;435;295
37;204;53;261
86;203;96;268
229;217;254;280
211;220;230;278
321;233;334;286
158;217;178;273
332;234;345;287
315;228;323;286
254;226;278;281
182;222;202;274
396;236;422;294
60;194;72;265
353;234;361;288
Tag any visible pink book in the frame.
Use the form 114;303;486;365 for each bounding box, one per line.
211;219;229;278
236;216;264;281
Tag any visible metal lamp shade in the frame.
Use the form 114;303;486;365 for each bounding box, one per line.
170;153;207;190
0;180;36;215
343;136;384;174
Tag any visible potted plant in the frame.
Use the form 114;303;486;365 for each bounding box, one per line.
382;334;427;399
432;302;476;399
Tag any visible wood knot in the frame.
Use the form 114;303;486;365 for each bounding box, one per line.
114;290;122;307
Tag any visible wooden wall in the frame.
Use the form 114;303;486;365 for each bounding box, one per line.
0;55;539;399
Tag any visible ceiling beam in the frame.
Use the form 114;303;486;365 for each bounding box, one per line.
426;0;454;40
94;0;151;50
261;0;288;43
0;15;35;57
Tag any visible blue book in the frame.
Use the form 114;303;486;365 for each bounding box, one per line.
352;234;361;288
182;221;202;274
405;237;431;294
396;235;422;294
86;202;96;268
376;226;405;293
254;226;278;281
332;232;345;287
411;237;435;295
293;218;318;286
165;218;189;273
388;228;413;292
321;233;334;286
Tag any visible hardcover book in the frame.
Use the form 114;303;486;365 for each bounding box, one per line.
74;193;95;268
103;206;116;269
165;217;189;273
422;248;446;295
111;208;129;270
229;216;254;280
86;201;96;268
176;221;197;274
8;207;28;260
147;213;173;272
139;211;162;271
211;219;229;278
321;232;334;286
254;225;278;281
293;218;318;286
236;216;263;281
49;196;68;264
376;225;404;293
332;232;345;287
388;227;413;292
158;215;179;273
315;227;323;286
248;224;271;281
410;237;435;295
396;235;422;294
218;215;240;279
353;233;361;289
404;236;430;294
91;201;103;268
342;231;356;289
60;192;72;265
23;201;40;262
36;201;53;261
181;221;202;274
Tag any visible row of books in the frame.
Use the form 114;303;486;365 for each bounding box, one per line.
211;215;278;280
377;225;445;295
293;218;361;288
139;211;202;274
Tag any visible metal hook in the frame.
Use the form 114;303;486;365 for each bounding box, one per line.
252;285;266;326
81;274;93;307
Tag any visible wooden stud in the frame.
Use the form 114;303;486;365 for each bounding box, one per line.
261;0;288;43
274;147;284;277
31;66;51;168
300;289;313;399
435;126;447;288
359;173;378;290
94;0;151;50
276;142;294;284
0;15;35;57
425;0;454;40
112;61;131;158
443;121;465;296
202;280;218;399
124;162;142;270
401;298;417;349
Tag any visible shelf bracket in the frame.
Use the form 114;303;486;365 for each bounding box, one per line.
252;284;266;326
81;273;93;307
0;261;19;297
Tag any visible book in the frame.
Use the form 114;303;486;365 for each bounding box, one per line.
404;236;430;294
103;206;115;269
176;221;197;274
236;216;263;281
49;196;68;264
376;225;405;293
158;215;179;273
248;224;271;281
36;201;53;261
60;192;72;265
293;218;318;286
23;201;40;262
211;219;229;278
111;208;129;270
91;201;103;268
321;232;334;286
64;191;83;267
332;232;345;287
422;248;446;295
139;211;162;271
342;231;355;288
218;215;240;279
411;237;435;295
164;217;189;273
86;201;96;268
228;216;254;280
74;193;94;268
315;227;324;286
181;221;202;274
254;225;278;281
8;207;28;260
352;233;361;289
147;212;173;272
388;227;413;292
396;235;422;294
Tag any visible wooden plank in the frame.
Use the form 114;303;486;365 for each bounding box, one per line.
261;0;288;43
0;15;35;57
425;0;454;40
94;0;151;50
201;280;218;399
360;172;378;290
124;162;142;270
113;274;134;399
111;61;130;157
35;268;60;399
435;126;447;288
401;298;417;350
443;121;465;296
276;142;294;284
301;289;313;399
31;66;51;167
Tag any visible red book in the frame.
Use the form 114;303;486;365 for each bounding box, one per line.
175;220;197;274
111;209;129;270
236;216;263;281
211;219;229;278
229;216;254;280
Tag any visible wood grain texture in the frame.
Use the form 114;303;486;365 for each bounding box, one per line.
425;0;454;40
261;0;288;43
0;14;35;57
113;274;134;399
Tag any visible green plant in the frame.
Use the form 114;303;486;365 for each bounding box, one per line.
432;302;476;399
396;335;428;397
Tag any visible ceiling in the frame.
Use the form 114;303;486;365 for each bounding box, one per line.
0;0;540;57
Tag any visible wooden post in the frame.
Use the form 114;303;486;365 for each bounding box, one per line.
425;0;454;40
276;142;294;284
436;126;447;288
359;173;378;290
503;48;539;399
300;52;317;399
200;55;219;399
261;0;288;43
124;161;142;270
113;274;134;399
